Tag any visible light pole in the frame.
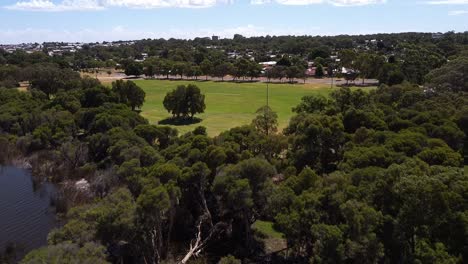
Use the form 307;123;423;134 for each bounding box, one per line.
266;69;270;108
265;69;270;136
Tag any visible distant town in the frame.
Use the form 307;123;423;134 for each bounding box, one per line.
0;40;136;56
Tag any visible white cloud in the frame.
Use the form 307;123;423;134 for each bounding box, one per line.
274;0;323;5
6;0;103;11
5;0;232;11
449;9;468;15
250;0;271;4
329;0;386;6
102;0;232;8
5;0;386;10
250;0;385;6
426;0;468;4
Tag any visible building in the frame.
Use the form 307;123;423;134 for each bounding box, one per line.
258;61;277;71
306;67;317;76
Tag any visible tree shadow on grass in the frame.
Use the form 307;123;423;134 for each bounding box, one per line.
158;117;203;126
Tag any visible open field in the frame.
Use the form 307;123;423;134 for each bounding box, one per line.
135;79;375;136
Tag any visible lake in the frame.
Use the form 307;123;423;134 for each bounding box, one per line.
0;166;58;260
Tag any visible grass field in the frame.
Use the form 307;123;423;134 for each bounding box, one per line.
135;79;374;136
252;220;286;253
252;220;284;239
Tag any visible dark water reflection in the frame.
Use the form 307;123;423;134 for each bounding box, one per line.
0;166;58;260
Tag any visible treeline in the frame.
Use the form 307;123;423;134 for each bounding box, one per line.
1;32;468;87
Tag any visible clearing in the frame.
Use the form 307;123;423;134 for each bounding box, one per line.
135;79;374;136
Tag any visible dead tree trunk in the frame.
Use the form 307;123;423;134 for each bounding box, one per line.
179;180;229;264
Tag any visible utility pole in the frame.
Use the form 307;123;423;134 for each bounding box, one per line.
265;70;270;136
267;81;269;108
266;69;270;108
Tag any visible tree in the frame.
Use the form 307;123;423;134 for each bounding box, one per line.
28;65;81;99
136;184;173;263
172;62;187;79
200;59;213;80
111;80;146;111
58;140;88;170
234;58;250;80
163;84;205;119
286;65;302;83
144;64;156;78
214;62;234;81
270;66;286;82
339;49;357;68
124;62;143;77
186;84;206;117
277;56;292;67
134;124;159;145
400;45;445;84
285;113;345;172
47;188;137;247
159;60;173;79
315;64;324;78
163;85;186;118
308;46;331;60
356;53;385;84
191;65;202;80
126;83;146;111
425;55;468;92
247;61;262;81
21;242;109;264
252;105;278;136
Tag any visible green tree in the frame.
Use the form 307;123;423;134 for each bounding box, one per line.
163;84;205;119
214;62;234;81
134;124;159;145
285;114;345;172
172;62;187;79
315;64;324;78
124;62;143;77
28;65;81;99
247;61;262;81
200;59;213;80
252;105;278;136
111;80;146;110
21;242;109;264
425;55;468;92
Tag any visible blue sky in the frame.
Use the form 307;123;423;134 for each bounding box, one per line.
0;0;467;44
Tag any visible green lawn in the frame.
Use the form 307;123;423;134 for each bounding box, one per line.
135;79;373;136
252;220;284;239
252;220;287;253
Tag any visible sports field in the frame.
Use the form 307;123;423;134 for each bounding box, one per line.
134;79;372;136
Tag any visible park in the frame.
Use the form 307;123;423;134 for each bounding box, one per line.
134;79;372;136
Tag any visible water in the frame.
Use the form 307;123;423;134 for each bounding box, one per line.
0;166;58;259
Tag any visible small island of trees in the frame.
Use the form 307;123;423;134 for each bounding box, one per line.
162;84;206;123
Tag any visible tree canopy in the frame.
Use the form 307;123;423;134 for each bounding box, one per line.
163;84;206;119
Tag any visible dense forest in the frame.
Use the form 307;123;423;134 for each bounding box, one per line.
0;32;467;263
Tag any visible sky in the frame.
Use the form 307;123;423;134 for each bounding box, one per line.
0;0;467;44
